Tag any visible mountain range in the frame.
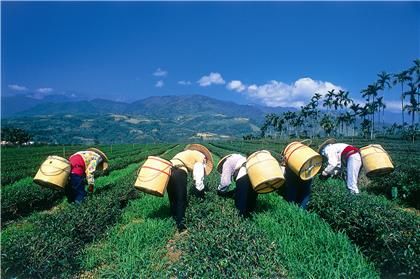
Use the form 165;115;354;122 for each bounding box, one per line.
1;94;292;144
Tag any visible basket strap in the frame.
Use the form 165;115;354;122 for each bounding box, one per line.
284;144;307;165
149;157;173;167
40;165;69;176
300;139;312;146
141;166;171;177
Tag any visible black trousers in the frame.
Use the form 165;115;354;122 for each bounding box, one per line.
235;174;258;217
284;166;313;210
166;168;188;230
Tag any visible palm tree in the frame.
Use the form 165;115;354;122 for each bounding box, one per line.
408;59;420;123
323;89;336;115
309;93;322;137
377;71;392;127
283;111;297;137
393;70;412;125
361;83;380;139
375;96;386;131
408;58;420;84
320;115;335;137
403;82;420;127
349;103;361;137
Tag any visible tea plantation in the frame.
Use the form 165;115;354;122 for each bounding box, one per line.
1;139;419;278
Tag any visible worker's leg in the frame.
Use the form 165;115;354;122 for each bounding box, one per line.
166;168;188;231
68;174;87;204
346;153;362;194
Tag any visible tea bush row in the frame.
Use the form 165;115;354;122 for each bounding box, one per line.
1;144;175;224
309;179;420;276
1;144;183;278
79;145;185;277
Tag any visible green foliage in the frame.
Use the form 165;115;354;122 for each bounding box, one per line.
81;194;175;278
2;140;419;278
1;171;139;278
1;144;174;225
1;127;32;144
255;194;378;278
309;179;420;276
169;187;287;277
369;165;420;209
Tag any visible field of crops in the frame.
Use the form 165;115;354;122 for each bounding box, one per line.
1;139;419;278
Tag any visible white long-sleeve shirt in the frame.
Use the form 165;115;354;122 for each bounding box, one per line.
193;162;205;191
218;154;247;192
170;150;206;191
321;143;349;175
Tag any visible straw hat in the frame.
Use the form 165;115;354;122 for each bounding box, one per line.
87;147;109;171
318;138;337;153
216;154;233;174
185;144;214;175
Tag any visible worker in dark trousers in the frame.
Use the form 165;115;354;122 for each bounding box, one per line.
283;166;313;210
65;148;109;204
168;144;213;232
217;153;257;217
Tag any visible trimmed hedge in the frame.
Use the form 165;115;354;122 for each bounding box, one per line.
309;179;420;276
368;164;420;209
168;155;377;278
1;169;139;278
1;144;174;224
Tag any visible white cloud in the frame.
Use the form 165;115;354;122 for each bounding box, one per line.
155;80;164;88
8;84;28;91
178;80;192;85
244;77;344;108
197;72;225;87
153;68;168;77
36;87;53;93
227;80;246;92
384;100;402;113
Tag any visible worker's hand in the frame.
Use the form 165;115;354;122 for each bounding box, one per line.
88;184;94;193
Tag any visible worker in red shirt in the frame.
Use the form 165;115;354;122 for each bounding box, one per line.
65;148;109;204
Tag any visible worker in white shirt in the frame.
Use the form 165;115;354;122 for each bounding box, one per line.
216;153;257;217
318;138;362;194
169;144;213;232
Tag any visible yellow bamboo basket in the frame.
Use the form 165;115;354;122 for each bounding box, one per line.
283;141;322;180
134;156;173;197
360;144;394;177
246;150;285;194
33;156;71;191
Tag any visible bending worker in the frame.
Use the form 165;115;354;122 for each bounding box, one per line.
65;148;109;204
169;144;213;232
217;153;257;217
283;165;314;210
318;138;361;194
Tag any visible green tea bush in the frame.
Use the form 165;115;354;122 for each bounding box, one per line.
81;194;175;278
1;175;138;278
1;178;64;224
169;179;288;277
309;179;420;276
255;194;378;278
368;165;420;209
167;154;376;278
1;144;183;278
1;144;174;224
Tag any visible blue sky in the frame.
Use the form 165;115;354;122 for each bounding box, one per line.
2;1;419;111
